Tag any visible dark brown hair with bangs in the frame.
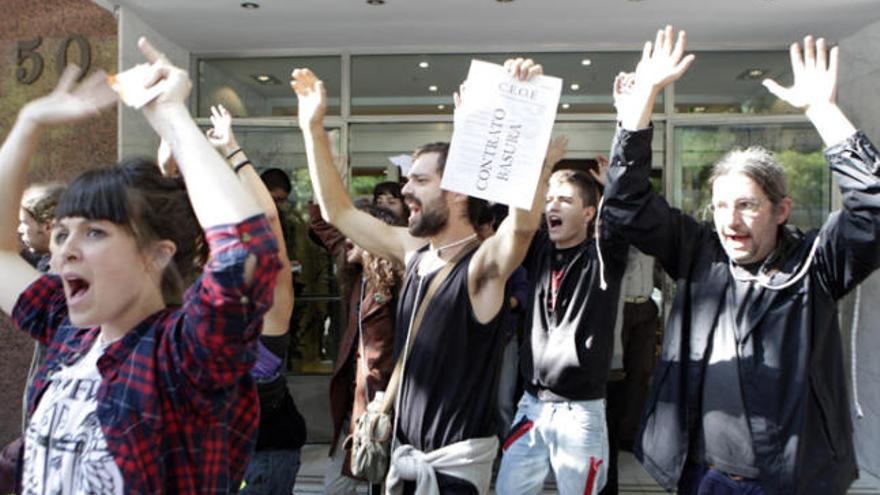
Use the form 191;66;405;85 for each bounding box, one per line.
54;157;205;304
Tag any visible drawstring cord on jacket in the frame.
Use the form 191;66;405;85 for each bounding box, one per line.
595;196;608;291
851;285;865;418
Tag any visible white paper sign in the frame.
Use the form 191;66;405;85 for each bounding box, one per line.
108;64;165;109
441;59;562;210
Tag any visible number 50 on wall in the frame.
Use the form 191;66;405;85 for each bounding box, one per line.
16;35;92;85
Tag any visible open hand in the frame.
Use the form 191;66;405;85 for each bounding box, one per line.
138;37;192;109
20;64;117;127
632;26;695;97
762;36;838;111
503;58;543;81
616;26;694;129
290;68;327;130
206;104;238;153
590;155;609;186
157;138;178;177
545;135;568;169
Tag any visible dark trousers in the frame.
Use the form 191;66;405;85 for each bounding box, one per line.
620;300;659;449
0;437;23;494
600;379;627;495
678;463;765;495
403;473;477;494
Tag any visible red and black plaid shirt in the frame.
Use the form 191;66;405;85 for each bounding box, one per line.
13;214;281;493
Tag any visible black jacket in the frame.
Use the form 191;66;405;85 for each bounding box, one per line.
520;227;628;401
603;126;880;495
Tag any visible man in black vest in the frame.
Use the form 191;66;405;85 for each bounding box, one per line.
292;58;563;494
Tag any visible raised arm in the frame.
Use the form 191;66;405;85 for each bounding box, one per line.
290;68;422;265
765;36;880;297
603;27;710;278
468;59;561;322
206;104;294;335
762;36;855;147
618;25;695;131
0;66;116;314
137;40;262;231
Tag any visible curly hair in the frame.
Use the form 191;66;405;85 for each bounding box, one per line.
359;205;404;298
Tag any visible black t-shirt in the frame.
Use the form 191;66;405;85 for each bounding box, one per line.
255;333;307;451
701;268;761;478
395;246;506;453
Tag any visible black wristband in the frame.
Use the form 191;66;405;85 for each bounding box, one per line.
226;148;243;160
234;160;252;173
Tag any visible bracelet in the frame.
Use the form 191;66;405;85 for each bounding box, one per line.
226;148;243;159
234;160;252;173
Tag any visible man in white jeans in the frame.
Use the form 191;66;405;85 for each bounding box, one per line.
496;166;629;495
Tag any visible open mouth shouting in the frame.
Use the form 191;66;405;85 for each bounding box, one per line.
63;272;92;308
404;197;422;224
723;231;751;249
547;214;563;232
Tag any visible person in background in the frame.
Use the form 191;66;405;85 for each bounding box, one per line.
372;180;409;222
0;183;66;493
601;245;660;495
205;104;307;494
310;202;402;495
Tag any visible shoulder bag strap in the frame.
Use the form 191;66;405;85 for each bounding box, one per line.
380;240;480;412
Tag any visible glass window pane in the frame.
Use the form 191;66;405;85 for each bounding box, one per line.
197;56;341;117
674;124;829;230
675;52;797;115
349;121;663;172
351;52;657;116
349;122;453;182
550;121;665;171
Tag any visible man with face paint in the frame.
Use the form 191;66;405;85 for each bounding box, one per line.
603;26;880;495
292;59;563;494
495;159;630;495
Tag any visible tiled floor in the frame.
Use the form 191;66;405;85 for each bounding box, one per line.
293;443;880;494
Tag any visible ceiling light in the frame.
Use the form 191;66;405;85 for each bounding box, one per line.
437;104;446;110
240;2;259;9
737;68;766;80
251;74;280;85
428;85;438;92
561;103;571;110
581;58;592;66
366;0;385;4
570;83;580;91
419;61;430;69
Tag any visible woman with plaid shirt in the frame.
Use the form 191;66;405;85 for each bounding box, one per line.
0;39;281;493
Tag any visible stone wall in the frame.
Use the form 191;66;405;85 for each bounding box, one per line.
0;0;117;445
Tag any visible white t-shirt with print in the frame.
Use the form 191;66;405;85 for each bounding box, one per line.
23;337;125;494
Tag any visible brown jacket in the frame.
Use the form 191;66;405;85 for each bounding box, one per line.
308;204;396;473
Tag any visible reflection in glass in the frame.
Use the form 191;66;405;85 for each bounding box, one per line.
674;124;828;231
351;52;658;115
197;56;341;117
675;51;798;115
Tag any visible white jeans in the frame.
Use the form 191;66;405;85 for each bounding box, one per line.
496;392;608;495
